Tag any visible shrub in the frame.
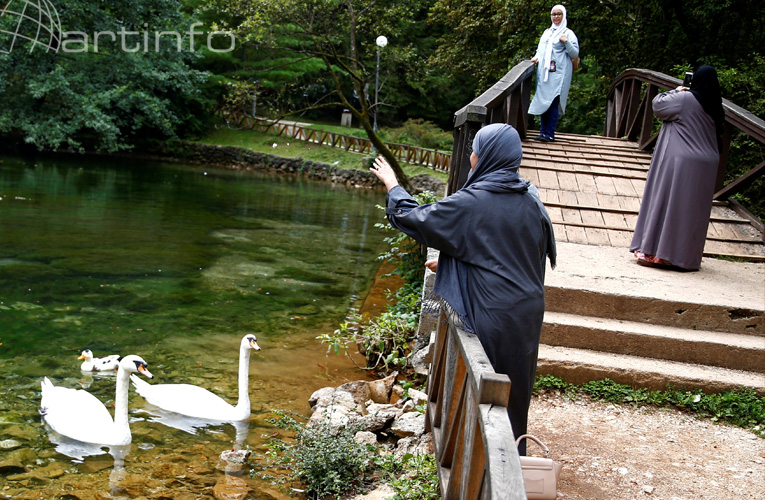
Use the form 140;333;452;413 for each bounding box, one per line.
258;410;375;499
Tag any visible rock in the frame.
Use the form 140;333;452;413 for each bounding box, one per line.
213;475;251;500
360;404;401;432
309;403;357;428
390;412;426;438
0;448;36;474
337;381;372;405
7;461;69;483
368;372;398;404
354;431;378;446
407;388;428;407
410;346;431;376
643;485;655;494
3;424;38;442
0;439;22;450
394;433;434;459
346;484;396;500
218;449;251;475
308;387;335;408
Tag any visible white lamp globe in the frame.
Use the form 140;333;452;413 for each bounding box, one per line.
376;36;388;48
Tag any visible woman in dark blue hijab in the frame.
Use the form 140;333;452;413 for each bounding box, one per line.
371;123;556;454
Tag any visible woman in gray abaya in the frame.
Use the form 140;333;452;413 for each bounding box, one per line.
370;124;556;455
630;65;725;271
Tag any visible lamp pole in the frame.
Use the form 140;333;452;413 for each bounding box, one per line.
373;35;387;134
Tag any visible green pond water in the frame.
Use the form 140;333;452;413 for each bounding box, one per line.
0;153;389;499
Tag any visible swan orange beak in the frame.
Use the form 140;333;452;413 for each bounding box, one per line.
138;364;154;379
249;338;261;351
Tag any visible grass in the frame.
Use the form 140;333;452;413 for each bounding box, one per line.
196;119;449;182
535;375;765;437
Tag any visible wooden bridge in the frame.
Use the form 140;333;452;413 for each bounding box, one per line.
426;61;764;500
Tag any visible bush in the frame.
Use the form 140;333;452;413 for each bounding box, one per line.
258;410;375;499
380;119;453;151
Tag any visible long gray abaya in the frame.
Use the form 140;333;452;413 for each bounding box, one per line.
630;90;720;270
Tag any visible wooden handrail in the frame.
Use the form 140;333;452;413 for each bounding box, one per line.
426;309;527;500
604;68;765;200
449;60;535;195
215;110;452;172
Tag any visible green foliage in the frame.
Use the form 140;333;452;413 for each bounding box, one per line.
375;453;440;500
259;410;374;499
535;376;765;437
0;0;211;151
380;118;453;151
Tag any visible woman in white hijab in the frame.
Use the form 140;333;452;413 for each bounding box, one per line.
528;4;579;142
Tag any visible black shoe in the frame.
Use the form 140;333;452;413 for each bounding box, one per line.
533;134;546;141
539;135;554;142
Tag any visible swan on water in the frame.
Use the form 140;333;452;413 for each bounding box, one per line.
131;334;261;421
40;355;153;446
79;349;121;372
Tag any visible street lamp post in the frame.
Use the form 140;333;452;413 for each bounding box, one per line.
373;35;387;134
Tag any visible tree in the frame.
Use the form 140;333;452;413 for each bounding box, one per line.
0;0;210;152
206;0;425;191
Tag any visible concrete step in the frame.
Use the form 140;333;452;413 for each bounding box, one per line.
545;286;764;337
536;344;765;396
542;311;765;374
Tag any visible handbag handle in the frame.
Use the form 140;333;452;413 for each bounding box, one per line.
515;434;550;456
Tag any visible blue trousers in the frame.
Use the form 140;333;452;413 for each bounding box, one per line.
540;95;560;139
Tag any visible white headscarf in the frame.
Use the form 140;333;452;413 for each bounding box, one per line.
542;4;567;82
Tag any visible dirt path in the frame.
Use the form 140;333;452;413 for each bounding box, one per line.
526;391;764;499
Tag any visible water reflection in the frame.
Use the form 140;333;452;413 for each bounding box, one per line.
0;154;386;498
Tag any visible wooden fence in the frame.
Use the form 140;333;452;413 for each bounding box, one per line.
217;110;452;172
605;68;765;201
426;310;527;500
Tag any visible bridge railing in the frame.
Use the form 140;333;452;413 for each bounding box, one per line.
426;308;527;500
605;68;765;201
216;110;452;172
449;60;535;194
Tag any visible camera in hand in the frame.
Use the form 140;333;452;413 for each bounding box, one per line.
683;72;693;87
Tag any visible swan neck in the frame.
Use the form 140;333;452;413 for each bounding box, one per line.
235;345;252;412
113;368;132;434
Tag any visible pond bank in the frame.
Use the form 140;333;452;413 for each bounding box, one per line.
143;142;446;195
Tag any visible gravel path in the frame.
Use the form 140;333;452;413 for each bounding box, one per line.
526;392;764;500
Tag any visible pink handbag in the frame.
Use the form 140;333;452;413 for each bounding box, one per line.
516;434;563;500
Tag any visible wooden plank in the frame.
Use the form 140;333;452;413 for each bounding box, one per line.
612;176;638;197
478;405;527;500
552;223;567;242
576;191;599;207
561;208;583;224
537;169;560;190
594;175;619;195
608;229;634;247
557;171;580;191
584;227;612;246
565;224;588;243
617;196;642;212
580;210;606;226
558;190;578;206
602;211;630;229
575;173;598;193
596;194;623;210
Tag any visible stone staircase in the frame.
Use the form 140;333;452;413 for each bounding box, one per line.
536;242;765;395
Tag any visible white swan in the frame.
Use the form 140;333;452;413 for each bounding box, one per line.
79;349;120;372
40;355;153;446
131;334;261;421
